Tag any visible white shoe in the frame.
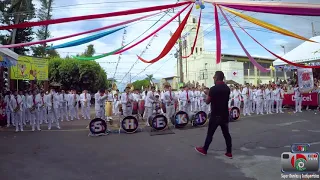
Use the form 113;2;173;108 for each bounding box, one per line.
32;129;35;132
48;127;51;130
20;129;23;132
15;129;18;132
57;126;61;129
6;124;10;128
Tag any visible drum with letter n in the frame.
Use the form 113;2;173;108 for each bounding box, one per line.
192;111;207;126
173;111;189;128
229;107;240;122
149;114;168;131
89;118;107;135
121;116;139;133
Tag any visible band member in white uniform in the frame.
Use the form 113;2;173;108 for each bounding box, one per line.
4;91;13;127
278;86;284;113
113;93;120;115
190;87;196;112
256;86;264;115
180;86;192;117
274;85;281;113
27;90;41;131
20;91;27;125
271;87;276;113
177;87;183;111
36;90;47;124
46;89;61;130
95;89;108;119
241;83;250;116
194;87;201;112
144;86;156;125
200;87;210;115
59;90;69;121
252;87;257;112
232;86;241;109
121;87;134;117
294;84;302;113
10;91;23;132
248;86;254;114
68;90;80;121
80;90;91;120
163;84;176;121
265;85;272;114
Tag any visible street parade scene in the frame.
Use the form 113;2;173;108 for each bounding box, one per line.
1;0;320;180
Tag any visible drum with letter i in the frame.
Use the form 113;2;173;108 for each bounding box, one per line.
229;106;240;122
173;111;189;128
105;101;113;117
192;111;207;127
149;114;168;131
89;118;107;136
121;116;139;133
132;101;138;115
138;100;145;115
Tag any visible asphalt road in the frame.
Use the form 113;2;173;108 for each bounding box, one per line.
1;110;320;180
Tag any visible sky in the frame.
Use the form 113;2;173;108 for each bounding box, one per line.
29;0;320;89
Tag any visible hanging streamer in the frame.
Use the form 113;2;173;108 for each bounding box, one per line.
231;16;320;69
137;5;193;63
47;26;125;50
0;12;160;48
218;2;320;16
214;4;221;64
182;9;202;58
221;7;317;43
0;1;191;30
72;9;171;60
219;7;269;73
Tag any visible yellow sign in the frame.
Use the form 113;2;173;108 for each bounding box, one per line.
10;56;48;80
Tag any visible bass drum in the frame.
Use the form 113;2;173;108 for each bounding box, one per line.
173;111;189;128
229;106;240;122
148;114;168;131
192;111;208;126
121;115;139;133
132;101;138;115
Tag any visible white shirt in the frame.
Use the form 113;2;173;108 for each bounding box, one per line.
265;89;271;100
241;87;249;99
274;88;281;100
46;92;60;110
144;91;155;108
162;90;176;105
80;92;91;107
180;90;192;106
67;93;79;107
95;92;108;110
121;92;135;106
35;94;46;109
60;93;69;107
294;87;301;98
232;89;241;100
107;93;113;102
26;94;37;109
256;89;263;100
9;95;23;112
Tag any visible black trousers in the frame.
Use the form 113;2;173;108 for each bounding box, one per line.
203;116;232;153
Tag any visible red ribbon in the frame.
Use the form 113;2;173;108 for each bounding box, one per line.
214;4;221;64
0;2;190;30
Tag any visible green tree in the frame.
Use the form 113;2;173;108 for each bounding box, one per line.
81;44;95;57
145;74;155;84
0;0;35;55
132;79;150;90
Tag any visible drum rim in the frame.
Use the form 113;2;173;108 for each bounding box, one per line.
89;118;107;134
194;111;208;126
121;115;139;134
151;114;168;131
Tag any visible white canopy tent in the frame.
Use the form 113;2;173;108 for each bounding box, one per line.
0;45;19;60
273;36;320;66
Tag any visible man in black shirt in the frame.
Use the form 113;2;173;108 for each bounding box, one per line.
195;71;232;158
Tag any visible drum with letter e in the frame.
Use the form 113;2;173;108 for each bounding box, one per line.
89;118;107;135
229;106;240;122
138;100;145;115
105;101;113;117
121;116;139;133
173;111;189;128
149;114;168;131
132;101;138;115
192;111;207;127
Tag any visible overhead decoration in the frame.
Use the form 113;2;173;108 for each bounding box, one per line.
221;7;317;43
0;12;160;48
219;7;269;73
214;4;221;64
137;5;193;64
217;1;320;16
0;1;191;30
47;26;125;50
113;29;127;79
231;15;320;69
195;0;205;10
182;9;202;58
297;68;314;93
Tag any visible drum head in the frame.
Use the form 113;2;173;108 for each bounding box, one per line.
89;118;107;135
229;107;240;122
194;111;207;126
151;114;168;131
121;116;139;133
174;111;189;128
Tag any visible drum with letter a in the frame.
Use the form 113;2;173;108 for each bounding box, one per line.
229;106;240;122
149;114;168;131
192;111;207;126
121;115;139;133
132;101;138;115
173;111;189;128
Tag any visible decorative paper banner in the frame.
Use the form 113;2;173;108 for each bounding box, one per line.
217;2;320;16
47;26;125;50
0;12;160;48
0;56;17;67
219;7;269;72
214;4;221;64
182;9;202;58
0;1;190;30
221;7;317;43
230;14;320;69
297;68;314;93
137;5;193;63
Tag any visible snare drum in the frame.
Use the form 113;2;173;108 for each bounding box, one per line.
148;114;168;131
132;101;138;115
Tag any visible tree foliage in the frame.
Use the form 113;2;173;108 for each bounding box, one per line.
0;0;35;55
82;44;95;57
48;57;108;93
132;79;150;90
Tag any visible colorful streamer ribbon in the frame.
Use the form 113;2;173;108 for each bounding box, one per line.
221;7;317;43
214;4;221;64
219;7;269;73
231;15;320;69
47;26;125;50
0;12;160;48
0;1;191;30
137;5;193;63
182;9;202;58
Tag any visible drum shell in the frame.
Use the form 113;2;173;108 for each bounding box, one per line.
105;101;113;116
138;100;145;115
132;101;138;115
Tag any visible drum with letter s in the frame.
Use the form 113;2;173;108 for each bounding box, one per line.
121;116;139;133
229;106;240;122
173;111;189;128
89;118;107;135
148;114;168;131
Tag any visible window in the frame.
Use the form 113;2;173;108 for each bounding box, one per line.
192;18;196;23
200;48;202;52
196;47;198;54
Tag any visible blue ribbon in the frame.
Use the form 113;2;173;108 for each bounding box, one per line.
47;26;126;50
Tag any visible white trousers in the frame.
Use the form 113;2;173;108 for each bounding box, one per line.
182;103;192;118
243;99;250;115
165;105;175;121
6;109;13;126
14;111;23;131
48;108;60;129
144;106;153;120
122;105;133;117
38;107;47;124
256;99;263;114
279;99;283;112
82;106;91;120
60;105;69;121
30;111;40;131
95;107;105;120
295;97;302;112
69;106;79;120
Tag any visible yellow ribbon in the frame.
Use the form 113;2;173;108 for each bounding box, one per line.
221;7;317;43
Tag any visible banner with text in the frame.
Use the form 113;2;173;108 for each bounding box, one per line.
282;93;318;106
10;56;48;80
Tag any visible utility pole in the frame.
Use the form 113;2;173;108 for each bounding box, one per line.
177;0;184;84
10;0;22;51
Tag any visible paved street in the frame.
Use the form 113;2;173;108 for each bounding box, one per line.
1;110;320;180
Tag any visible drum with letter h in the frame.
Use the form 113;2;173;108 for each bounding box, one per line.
229;107;240;122
132;101;138;115
138;100;145;115
192;111;207;127
89;118;107;135
105;101;113;117
172;111;189;128
148;114;168;131
121;116;139;133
